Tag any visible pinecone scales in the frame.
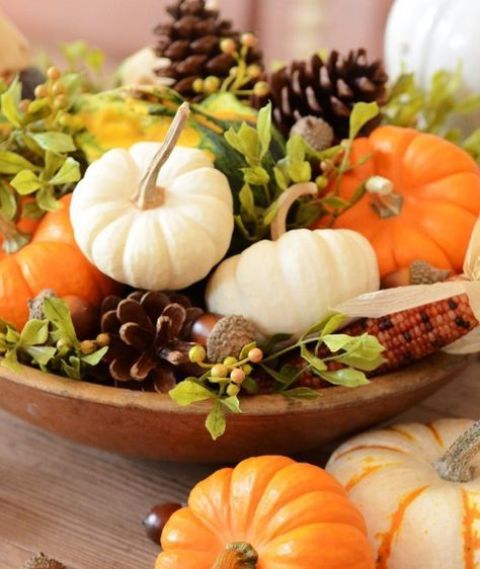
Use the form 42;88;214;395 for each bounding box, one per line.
154;0;264;99
253;49;388;140
100;291;203;392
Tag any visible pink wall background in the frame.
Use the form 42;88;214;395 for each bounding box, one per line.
1;0;393;64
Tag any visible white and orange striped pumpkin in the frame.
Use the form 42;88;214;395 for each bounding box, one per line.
327;419;480;569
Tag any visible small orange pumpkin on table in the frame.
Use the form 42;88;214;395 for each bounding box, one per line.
155;455;374;569
314;125;480;280
0;194;117;329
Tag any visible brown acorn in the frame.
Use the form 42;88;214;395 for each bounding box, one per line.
143;502;183;544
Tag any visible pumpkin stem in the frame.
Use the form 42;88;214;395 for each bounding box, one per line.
212;543;258;569
366;175;403;219
270;182;318;240
132;102;190;210
434;420;480;483
0;213;30;253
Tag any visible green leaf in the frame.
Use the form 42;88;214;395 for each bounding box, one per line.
62;356;81;380
44;151;66;179
300;345;328;373
49;157;81;185
10;170;42;195
349;102;380;139
283;387;320;399
319;313;346;337
242;166;270;186
36;187;62;212
0;78;22;127
221;395;242;414
0;183;18;220
42;297;78;347
19;319;49;347
169;380;215;407
239;184;256;217
5;326;20;343
320;368;370;388
322;334;357;353
338;352;386;372
261;363;299;386
273;166;289;191
262;201;280;227
257;103;272;158
30;132;76;153
242;376;259;395
81;346;108;366
287;161;311;184
262;333;292;355
2;349;20;372
238;123;260;163
286;134;306;163
26;345;56;366
321;195;350;210
205;401;226;440
0;151;36;175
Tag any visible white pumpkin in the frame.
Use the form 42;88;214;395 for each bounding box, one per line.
206;183;380;339
118;47;173;87
385;0;480;93
327;419;480;569
71;104;234;291
0;9;30;75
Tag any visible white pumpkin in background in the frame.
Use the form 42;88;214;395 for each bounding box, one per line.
327;419;480;569
206;183;380;339
385;0;480;93
0;9;30;76
71;104;234;291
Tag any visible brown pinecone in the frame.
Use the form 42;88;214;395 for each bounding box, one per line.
253;49;388;140
154;0;264;99
100;291;203;392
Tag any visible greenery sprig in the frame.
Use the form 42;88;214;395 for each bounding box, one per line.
0;67;85;252
0;297;107;380
169;313;385;440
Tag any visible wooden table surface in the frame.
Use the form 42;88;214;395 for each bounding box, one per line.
1;360;479;569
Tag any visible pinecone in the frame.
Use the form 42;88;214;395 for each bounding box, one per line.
154;0;264;99
253;49;388;140
100;291;203;392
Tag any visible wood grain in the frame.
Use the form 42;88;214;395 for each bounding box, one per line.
0;360;478;569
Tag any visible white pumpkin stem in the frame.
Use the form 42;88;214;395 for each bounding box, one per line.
132;102;190;210
212;542;258;569
270;182;318;241
434;420;480;483
366;175;403;219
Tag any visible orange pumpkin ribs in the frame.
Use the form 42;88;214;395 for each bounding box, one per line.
298;294;478;388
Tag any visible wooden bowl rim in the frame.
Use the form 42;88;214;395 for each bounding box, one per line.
0;352;468;417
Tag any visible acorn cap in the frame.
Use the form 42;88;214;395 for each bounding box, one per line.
28;289;57;320
207;315;257;362
21;553;66;569
290;116;334;152
409;260;451;285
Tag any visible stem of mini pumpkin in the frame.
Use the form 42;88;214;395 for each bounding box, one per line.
212;543;258;569
270;182;318;241
366;175;403;219
434;421;480;483
132;102;190;210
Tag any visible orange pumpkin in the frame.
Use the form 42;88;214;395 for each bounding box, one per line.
156;456;374;569
314;126;480;278
0;194;117;329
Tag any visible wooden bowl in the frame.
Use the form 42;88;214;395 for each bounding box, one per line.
0;352;471;463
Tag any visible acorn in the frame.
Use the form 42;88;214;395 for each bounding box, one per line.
21;553;66;569
191;314;257;362
290;116;334;152
28;289;57;320
143;502;183;545
62;295;99;340
382;260;452;289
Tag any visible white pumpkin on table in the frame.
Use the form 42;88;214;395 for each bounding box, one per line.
71;103;234;291
327;419;480;569
206;183;380;339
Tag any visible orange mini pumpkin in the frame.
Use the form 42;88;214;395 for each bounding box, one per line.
314;126;480;278
0;194;117;329
156;456;374;569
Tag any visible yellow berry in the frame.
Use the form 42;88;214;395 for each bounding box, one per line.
54;94;67;109
47;66;61;80
241;33;258;48
227;384;241;397
51;82;66;96
211;364;228;379
56;338;72;351
223;356;238;367
204;75;221;94
247;64;262;79
230;368;246;385
229;66;239;77
96;333;110;347
220;38;237;55
80;340;97;355
248;348;264;364
189;345;207;364
19;99;31;113
242;364;253;376
34;84;48;99
316;175;329;190
193;78;205;93
253;81;270;97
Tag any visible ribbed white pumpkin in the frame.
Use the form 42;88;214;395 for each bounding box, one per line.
206;184;379;339
385;0;480;93
327;419;480;569
71;105;234;291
